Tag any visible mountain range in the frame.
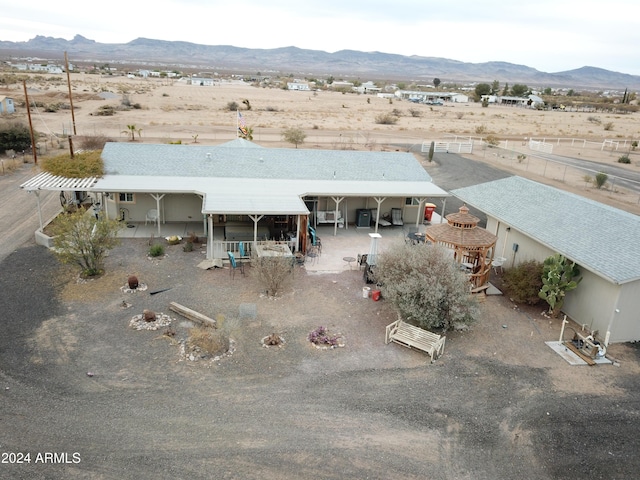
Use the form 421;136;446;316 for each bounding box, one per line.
1;35;639;90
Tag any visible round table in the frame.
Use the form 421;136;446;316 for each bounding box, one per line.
343;256;356;269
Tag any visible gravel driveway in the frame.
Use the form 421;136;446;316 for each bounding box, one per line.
2;156;640;480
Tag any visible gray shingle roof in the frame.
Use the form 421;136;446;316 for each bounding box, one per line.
100;142;432;182
451;176;640;285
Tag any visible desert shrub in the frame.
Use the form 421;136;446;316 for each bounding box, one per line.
391;108;403;117
456;112;465;119
475;125;487;134
603;122;614;131
375;243;478;332
632;141;638;150
375;113;398;125
183;241;194;252
517;154;527;163
281;127;306;148
502;260;544;305
148;244;165;257
485;134;500;146
618;154;631;164
594;172;608;189
0;122;32;153
187;326;229;357
587;116;601;125
93;105;115;116
225;101;239;111
408;108;422;118
51;210;122;277
77;135;113;150
251;256;293;296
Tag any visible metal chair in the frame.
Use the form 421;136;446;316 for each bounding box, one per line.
308;226;322;254
227;251;244;278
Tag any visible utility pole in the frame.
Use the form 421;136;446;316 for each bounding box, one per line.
22;80;37;165
64;51;77;135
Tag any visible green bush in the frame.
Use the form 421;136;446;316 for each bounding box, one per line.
0;122;33;153
594;172;608;189
502;260;544;306
618;154;631;164
149;244;165;257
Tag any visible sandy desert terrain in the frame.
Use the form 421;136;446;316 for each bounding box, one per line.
2;73;640;213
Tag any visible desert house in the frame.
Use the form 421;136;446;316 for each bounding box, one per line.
22;139;449;262
452;176;640;344
0;96;15;114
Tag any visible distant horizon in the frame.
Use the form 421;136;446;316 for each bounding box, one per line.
2;34;638;81
2;1;639;75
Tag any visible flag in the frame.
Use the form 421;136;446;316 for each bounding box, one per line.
237;111;248;136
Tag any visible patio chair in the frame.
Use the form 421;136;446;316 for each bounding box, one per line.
308;226;322;254
145;208;158;225
391;208;404;226
227;251;244;278
371;209;391;227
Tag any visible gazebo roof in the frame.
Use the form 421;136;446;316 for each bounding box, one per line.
426;205;497;248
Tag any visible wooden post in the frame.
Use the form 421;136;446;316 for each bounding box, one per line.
64;52;77;136
22;80;37;165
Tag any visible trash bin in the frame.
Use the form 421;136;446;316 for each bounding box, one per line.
371;289;381;301
424;203;436;222
362;287;371;298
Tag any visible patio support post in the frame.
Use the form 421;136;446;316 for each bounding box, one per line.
150;193;166;236
440;198;447;224
33;190;43;231
372;197;387;233
330;196;344;236
249;214;264;242
207;214;214;259
415;197;427;229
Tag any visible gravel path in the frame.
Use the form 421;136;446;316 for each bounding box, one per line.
2;158;640;479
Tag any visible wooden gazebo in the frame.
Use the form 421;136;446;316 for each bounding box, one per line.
425;205;498;288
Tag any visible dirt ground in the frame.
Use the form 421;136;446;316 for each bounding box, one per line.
2;77;640;479
2;209;640;479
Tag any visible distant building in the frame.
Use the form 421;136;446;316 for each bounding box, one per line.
189;77;217;86
287;82;310;91
0;96;15;114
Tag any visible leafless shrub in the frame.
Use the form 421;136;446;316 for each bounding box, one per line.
375;113;399;125
251;256;294;296
77;135;113;150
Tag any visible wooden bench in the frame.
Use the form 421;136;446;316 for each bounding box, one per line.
169;302;216;328
385;319;445;362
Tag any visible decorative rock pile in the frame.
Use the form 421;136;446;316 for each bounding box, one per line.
129;311;173;331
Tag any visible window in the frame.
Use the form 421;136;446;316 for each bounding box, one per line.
405;197;422;206
118;193;135;203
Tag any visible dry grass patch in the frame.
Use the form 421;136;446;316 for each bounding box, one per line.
187;326;230;357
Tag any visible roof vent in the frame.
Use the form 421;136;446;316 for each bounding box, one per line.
206;153;211;159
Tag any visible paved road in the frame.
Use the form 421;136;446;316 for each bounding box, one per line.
530;151;640;194
0;166;59;262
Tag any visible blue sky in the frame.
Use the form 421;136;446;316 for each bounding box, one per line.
2;0;639;75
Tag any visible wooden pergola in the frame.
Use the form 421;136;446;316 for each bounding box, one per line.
425;205;497;288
